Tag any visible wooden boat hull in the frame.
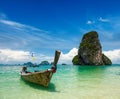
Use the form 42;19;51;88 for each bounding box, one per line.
21;50;61;87
21;71;53;87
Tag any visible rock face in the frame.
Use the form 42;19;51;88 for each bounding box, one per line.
72;31;112;65
40;61;49;65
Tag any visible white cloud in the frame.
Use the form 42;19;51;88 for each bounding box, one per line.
59;48;78;64
0;49;31;64
0;19;75;50
0;19;43;31
0;49;54;64
103;49;120;64
99;17;110;22
0;19;24;27
0;48;120;64
0;48;78;64
86;20;95;24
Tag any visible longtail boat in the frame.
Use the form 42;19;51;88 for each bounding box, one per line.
21;50;61;87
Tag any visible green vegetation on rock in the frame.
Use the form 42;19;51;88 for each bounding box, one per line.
72;31;112;66
102;54;112;65
72;55;80;65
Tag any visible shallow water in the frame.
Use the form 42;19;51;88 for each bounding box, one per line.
0;65;120;99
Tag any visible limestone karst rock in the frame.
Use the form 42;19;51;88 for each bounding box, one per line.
72;31;112;65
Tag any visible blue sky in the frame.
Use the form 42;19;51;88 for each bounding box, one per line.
0;0;120;64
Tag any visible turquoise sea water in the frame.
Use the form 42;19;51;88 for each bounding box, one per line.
0;65;120;99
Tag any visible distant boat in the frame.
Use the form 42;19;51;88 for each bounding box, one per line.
21;50;61;87
62;63;67;65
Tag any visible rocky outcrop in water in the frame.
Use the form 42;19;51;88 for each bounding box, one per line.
72;31;112;65
40;61;49;65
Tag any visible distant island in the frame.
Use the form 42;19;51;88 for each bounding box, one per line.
39;61;50;65
72;31;112;66
23;62;38;67
23;61;50;67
